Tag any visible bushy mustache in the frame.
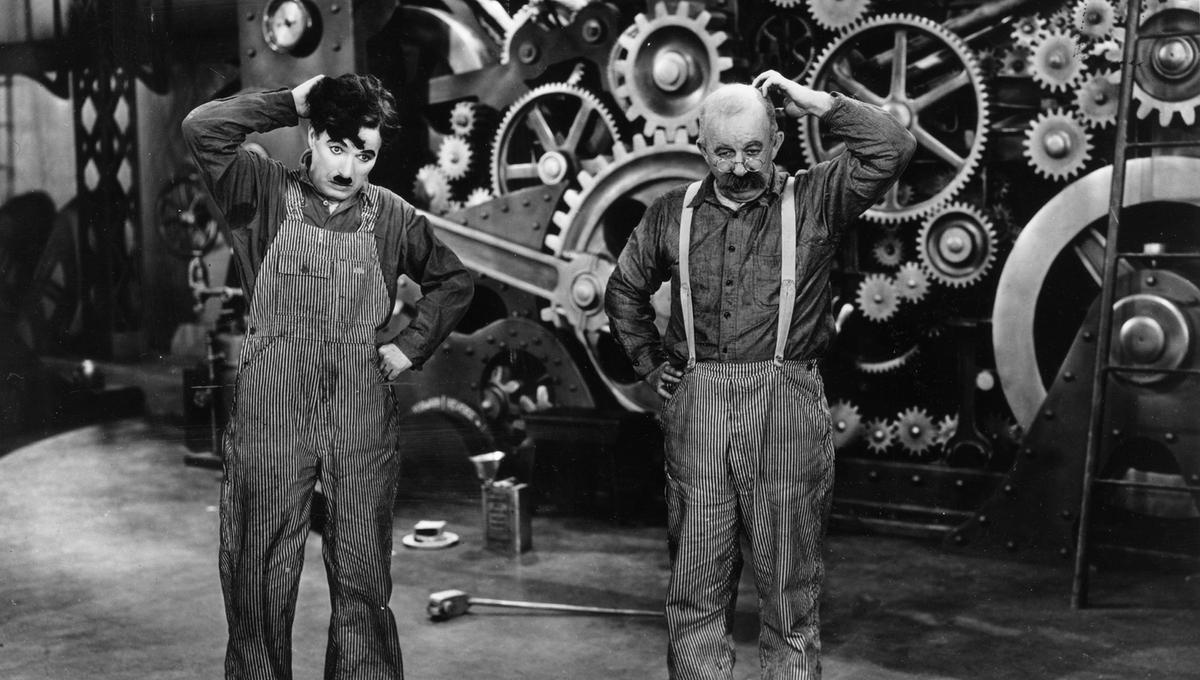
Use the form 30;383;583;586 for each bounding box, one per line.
721;172;766;192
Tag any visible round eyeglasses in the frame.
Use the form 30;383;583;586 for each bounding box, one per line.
703;148;767;174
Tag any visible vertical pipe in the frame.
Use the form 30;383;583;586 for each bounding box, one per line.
1071;0;1143;610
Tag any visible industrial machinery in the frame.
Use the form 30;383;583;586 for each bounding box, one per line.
2;0;1197;570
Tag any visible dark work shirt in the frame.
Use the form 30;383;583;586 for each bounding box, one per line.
604;93;916;378
181;89;474;368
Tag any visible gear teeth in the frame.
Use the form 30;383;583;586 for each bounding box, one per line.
829;400;864;449
917;201;998;288
1023;108;1093;180
855;344;919;374
414;164;453;215
465;187;493;207
935;414;959;446
865;417;896;454
1075;70;1120;128
895;407;937;455
436;136;473;181
807;0;873;32
895;262;930;302
801;13;990;225
856;273;900;322
1073;0;1120;41
1031;29;1087;93
1012;15;1048;47
871;234;904;266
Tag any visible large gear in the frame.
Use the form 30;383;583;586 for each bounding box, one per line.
1073;0;1119;41
490;82;622;197
992;156;1200;428
895;261;930;302
436;136;473;181
865;418;896;454
1074;69;1120;128
855;343;919;374
1132;0;1200;126
856;273;900;322
1031;29;1087;93
608;1;734;139
895;407;937;455
829;400;865;449
551;132;709;411
1023;108;1093;181
751;12;819;81
806;0;872;32
802;13;990;224
917;202;998;288
871;234;904;266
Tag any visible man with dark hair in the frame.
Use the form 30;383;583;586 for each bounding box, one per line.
183;73;473;680
605;70;915;679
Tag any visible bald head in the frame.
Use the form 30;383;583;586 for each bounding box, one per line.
697;84;777;146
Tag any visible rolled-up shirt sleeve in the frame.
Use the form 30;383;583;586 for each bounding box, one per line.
604;197;672;379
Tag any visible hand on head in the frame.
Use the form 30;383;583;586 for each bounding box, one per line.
751;70;834;118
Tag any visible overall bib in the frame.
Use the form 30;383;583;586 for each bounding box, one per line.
663;179;836;680
219;176;404;680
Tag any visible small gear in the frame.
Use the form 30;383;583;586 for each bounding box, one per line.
871;234;904;266
414;164;453;214
829;400;865;450
806;0;872;32
608;1;734;139
1090;37;1123;64
895;262;930;302
1011;15;1047;47
917;202;998;288
1001;44;1034;76
935;414;959;446
1073;0;1119;40
865;418;896;454
856;274;901;322
769;0;804;6
449;101;478;137
895;407;937;455
500;3;548;67
436;136;473;181
1075;70;1120;128
1031;29;1087;93
1023;108;1093;180
983;411;1023;446
465;187;494;207
1131;0;1200;127
1045;6;1074;31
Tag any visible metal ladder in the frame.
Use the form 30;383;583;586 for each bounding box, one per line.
1072;0;1200;608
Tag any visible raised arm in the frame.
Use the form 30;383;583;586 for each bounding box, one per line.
753;69;917;234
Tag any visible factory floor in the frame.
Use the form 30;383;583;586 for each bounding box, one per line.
2;418;1199;680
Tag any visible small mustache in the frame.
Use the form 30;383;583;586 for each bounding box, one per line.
331;176;352;187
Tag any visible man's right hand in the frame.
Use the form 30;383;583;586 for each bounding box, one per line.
647;361;684;400
292;74;325;118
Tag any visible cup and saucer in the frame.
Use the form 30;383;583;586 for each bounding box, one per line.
401;520;460;550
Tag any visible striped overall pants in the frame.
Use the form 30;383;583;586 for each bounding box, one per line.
220;179;404;680
663;179;835;680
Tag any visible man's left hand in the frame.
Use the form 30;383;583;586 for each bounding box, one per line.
752;69;834;118
378;343;413;380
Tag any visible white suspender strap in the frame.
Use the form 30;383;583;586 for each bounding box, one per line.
678;181;703;371
774;176;797;366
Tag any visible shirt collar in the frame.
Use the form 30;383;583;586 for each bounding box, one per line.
688;168;786;210
298;150;374;208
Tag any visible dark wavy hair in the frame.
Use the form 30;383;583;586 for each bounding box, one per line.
306;73;399;149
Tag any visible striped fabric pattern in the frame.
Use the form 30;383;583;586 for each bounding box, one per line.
661;359;835;680
220;178;404;680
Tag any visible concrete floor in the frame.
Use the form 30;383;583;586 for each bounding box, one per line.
2;418;1199;680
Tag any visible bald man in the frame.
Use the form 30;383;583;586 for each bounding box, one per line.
605;71;915;679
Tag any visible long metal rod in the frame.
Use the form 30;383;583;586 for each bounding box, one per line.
469;597;663;617
1071;0;1144;611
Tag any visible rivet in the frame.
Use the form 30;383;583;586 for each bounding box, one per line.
1061;509;1073;520
486;335;495;344
1190;474;1200;483
1003;484;1014;495
1024;447;1035;458
867;470;879;481
911;474;922;485
442;346;451;353
465;347;474;356
1063;371;1074;382
531;222;540;231
521;198;531;207
543;193;552;202
246;11;256;21
569;384;578;392
469;382;478;390
330;3;341;12
1145;275;1157;286
1005;541;1017;551
498;341;507;350
500;203;509;213
1043;410;1055;420
978;514;989;525
955;478;965;488
481;211;489;220
1059;548;1070;558
1082;330;1094;341
246;48;257;57
1111;428;1121;437
332;42;342;52
1165;432;1177;443
953;534;965;544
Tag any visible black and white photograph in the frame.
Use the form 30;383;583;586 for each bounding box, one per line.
1;1;1198;678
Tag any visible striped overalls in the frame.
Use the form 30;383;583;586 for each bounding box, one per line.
219;176;404;680
662;179;836;680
